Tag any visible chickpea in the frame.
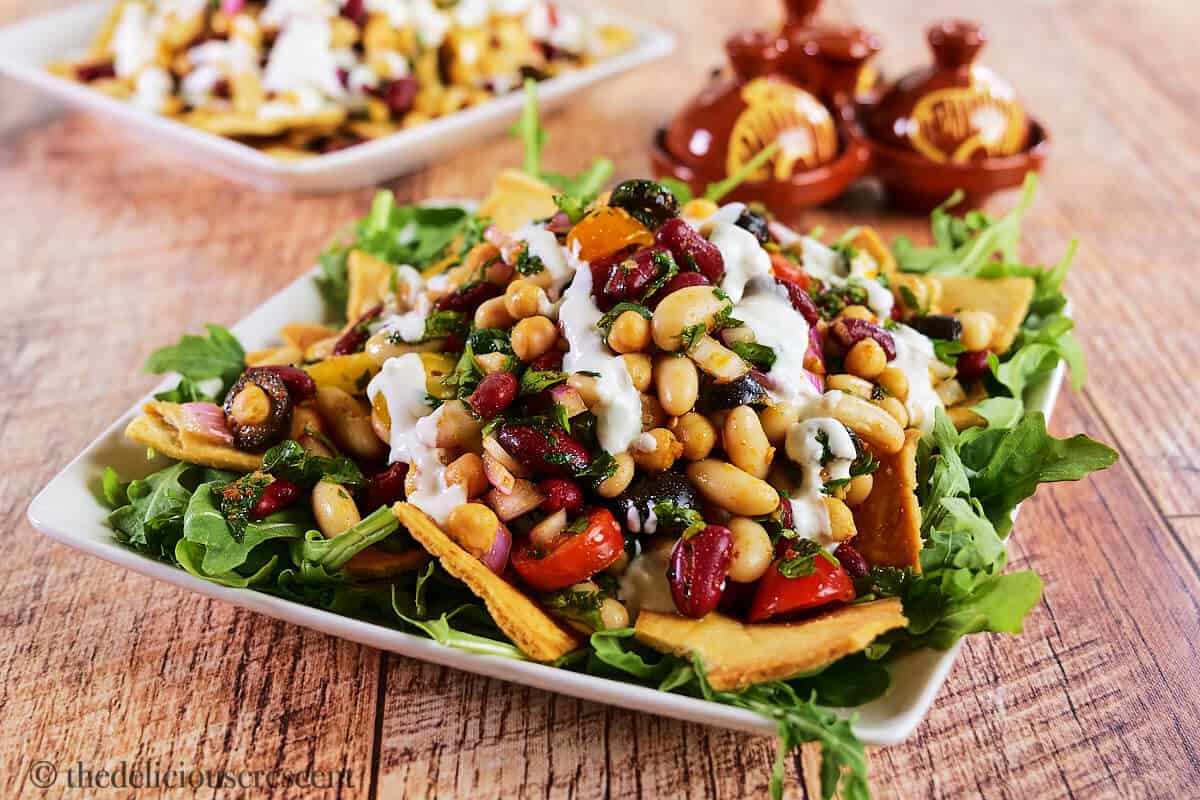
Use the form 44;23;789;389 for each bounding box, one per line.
843;473;874;507
598;598;630;630
474;296;515;329
312;480;361;538
504;279;543;319
959;310;997;352
878;395;909;428
727;517;774;583
759;402;801;445
621;353;653;392
826;373;876;400
670;411;717;461
446;503;499;558
631;428;683;473
474;352;510;374
877;366;910;402
607;310;651;354
445;452;488;498
838;304;875;322
686;459;780;516
511;315;557;362
824;496;857;541
681;198;719;219
845;338;887;380
596;452;636;498
654;354;699;416
722;405;774;479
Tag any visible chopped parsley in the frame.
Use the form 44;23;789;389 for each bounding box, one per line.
218;473;271;543
543;587;605;630
729;341;777;370
515;245;545;276
642;250;679;300
519;369;569;395
596;301;652;334
652;500;705;539
777;539;838;579
575;452;618;483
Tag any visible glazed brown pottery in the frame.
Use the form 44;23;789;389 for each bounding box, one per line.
864;19;1048;211
651;24;876;216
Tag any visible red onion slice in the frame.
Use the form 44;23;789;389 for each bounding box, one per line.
179;402;235;446
480;524;512;574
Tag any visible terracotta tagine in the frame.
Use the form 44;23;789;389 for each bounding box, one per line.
863;20;1049;211
781;0;883;103
650;23;878;216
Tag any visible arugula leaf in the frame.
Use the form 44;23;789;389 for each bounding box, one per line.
393;586;529;659
143;324;245;400
176;539;280;588
101;466;128;508
705;141;782;203
958;412;1118;534
893;173;1037;276
262;439;365;488
290;505;399;578
545;157;614;211
181;483;307;577
511;78;546;177
109;462;199;555
729;341;777;370
587;628;688;684
790;654;891;708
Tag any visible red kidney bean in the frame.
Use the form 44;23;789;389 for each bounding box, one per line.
830;317;897;360
433;280;502;314
602;246;671;305
340;0;367;25
333;305;383;355
529;350;564;372
646;270;711;308
778;497;795;531
363;462;408;512
252;365;316;400
669;525;734;618
468;371;518;419
835;543;869;580
76;61;116;82
588;246;637;310
777;278;820;326
538;478;584;513
250;477;301;518
496;424;591;478
956;350;991;381
655;218;725;283
378;77;419;116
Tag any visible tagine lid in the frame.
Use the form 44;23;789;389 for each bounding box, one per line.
660;23;879;186
865;20;1030;164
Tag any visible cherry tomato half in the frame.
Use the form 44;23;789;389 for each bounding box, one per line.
511;509;624;593
747;551;855;623
769;252;811;291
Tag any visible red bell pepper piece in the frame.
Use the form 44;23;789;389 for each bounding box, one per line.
511;509;624;592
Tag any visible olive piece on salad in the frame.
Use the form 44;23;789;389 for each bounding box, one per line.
223;368;294;451
697;374;769;412
734;207;771;246
910;313;963;341
608;179;680;230
612;471;699;536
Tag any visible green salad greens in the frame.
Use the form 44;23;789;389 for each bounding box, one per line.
104;87;1116;798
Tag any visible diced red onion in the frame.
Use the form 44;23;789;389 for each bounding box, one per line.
179;402;234;446
480;524;512;574
221;0;245;14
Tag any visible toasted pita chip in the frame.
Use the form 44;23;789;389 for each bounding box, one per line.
393;503;582;661
280;323;339;352
934;275;1034;353
347;249;394;322
477;168;560;232
848;226;897;275
634;599;907;691
851;429;922;570
126;403;262;472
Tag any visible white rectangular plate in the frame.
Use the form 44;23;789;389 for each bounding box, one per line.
0;1;674;193
27;256;1066;746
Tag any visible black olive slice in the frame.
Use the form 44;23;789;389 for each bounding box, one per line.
223;368;294;452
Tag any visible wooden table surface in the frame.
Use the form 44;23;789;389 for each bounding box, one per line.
3;0;1199;797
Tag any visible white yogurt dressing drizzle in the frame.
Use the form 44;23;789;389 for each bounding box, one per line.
559;250;641;455
731;276;817;405
710;222;772;304
367;353;466;525
618;550;675;616
890;323;942;432
781;394;850;548
514;223;574;299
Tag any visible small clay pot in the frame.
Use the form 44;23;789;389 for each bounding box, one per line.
864;19;1047;210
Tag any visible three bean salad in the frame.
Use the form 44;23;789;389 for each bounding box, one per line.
103;87;1118;799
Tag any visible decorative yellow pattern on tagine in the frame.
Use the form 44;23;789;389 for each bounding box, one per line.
908;71;1027;164
727;78;838;181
